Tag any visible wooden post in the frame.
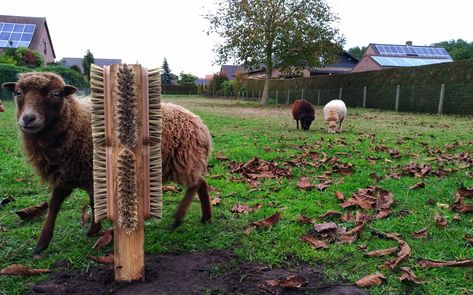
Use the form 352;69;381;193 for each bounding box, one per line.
301;88;304;100
395;85;400;112
363;86;367;108
339;87;342;100
286;89;290;104
317;89;321;105
276;90;279;104
258;89;261;101
438;83;445;114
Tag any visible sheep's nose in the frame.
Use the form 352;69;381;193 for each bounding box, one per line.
22;114;37;126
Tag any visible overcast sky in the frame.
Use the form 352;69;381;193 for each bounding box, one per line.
3;0;473;78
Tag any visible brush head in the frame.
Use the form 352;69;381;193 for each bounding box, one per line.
116;64;137;149
117;147;138;234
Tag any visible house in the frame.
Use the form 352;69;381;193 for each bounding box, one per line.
219;65;244;80
0;15;55;63
245;51;359;79
60;57;122;73
351;42;453;73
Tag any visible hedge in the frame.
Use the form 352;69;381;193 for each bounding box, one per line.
161;84;198;95
0;64;89;100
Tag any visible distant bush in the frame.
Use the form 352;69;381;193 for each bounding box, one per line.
161;84;197;95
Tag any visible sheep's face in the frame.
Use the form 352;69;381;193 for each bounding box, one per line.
2;73;77;134
301;116;314;131
327;120;337;133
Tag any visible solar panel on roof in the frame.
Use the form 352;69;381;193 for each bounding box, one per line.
375;44;450;59
372;56;452;67
0;22;36;48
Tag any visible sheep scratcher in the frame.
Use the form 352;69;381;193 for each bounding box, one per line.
90;64;162;281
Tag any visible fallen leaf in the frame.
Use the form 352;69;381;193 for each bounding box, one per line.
211;197;221;206
278;274;308;289
318;210;342;219
0;264;51;276
314;222;338;233
399;267;423;284
417;258;473;268
163;185;180;193
335;191;345;201
464;236;473;245
434;212;448;229
80;205;90;225
451;204;473;213
412;227;428;239
296;177;315;190
297;215;315;224
0;196;15;207
453;214;462;221
385;240;411;270
457;187;473;199
92;229;113;249
89;253;114;264
375;189;394;211
364;247;399;257
355;273;386;288
409;182;425;190
301;235;329;249
252;212;281;228
436;202;449;209
231;203;262;214
15;202;48;221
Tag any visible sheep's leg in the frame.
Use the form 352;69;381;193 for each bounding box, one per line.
34;186;72;255
86;190;102;236
338;117;345;132
197;178;212;223
172;184;200;228
296;120;299;129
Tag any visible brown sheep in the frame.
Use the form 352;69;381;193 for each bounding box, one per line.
2;72;212;254
0;99;4;112
291;99;315;130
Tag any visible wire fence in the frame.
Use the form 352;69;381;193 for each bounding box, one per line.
207;83;473;115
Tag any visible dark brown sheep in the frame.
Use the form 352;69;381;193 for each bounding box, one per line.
3;72;212;254
291;99;315;130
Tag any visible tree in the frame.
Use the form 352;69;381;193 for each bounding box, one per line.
83;50;94;81
178;72;198;85
206;0;344;104
161;58;178;85
432;39;473;61
347;46;367;59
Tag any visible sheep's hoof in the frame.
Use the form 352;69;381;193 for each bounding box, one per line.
170;221;181;231
32;245;47;255
87;223;102;237
201;217;211;224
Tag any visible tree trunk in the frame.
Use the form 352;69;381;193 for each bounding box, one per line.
260;68;271;105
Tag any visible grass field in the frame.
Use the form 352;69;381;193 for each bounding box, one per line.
1;96;472;295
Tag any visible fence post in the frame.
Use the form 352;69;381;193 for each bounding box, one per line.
276;90;279;104
301;89;304;100
258;89;261;101
339;87;342;100
438;83;445;114
317;89;321;105
286;89;290;104
363;86;367;108
395;85;400;112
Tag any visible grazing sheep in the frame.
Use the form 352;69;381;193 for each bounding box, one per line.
323;99;347;134
291;99;315;130
3;72;212;254
0;99;4;112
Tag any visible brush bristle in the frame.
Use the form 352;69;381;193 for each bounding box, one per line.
90;64;108;222
148;68;162;219
117;147;138;234
116;64;137;148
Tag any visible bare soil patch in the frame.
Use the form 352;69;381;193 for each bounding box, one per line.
28;250;367;295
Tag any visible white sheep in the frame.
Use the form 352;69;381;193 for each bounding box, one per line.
323;99;347;133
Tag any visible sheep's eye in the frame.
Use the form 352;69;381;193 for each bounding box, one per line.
14;90;22;96
50;91;61;99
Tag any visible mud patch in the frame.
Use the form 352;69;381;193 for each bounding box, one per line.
29;250;367;295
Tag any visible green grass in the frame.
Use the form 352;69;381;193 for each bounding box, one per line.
1;97;473;295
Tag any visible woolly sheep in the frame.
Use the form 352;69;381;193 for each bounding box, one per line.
323;99;347;134
2;72;212;254
291;99;315;130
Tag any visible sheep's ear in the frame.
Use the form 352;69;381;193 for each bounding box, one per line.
2;82;16;92
63;85;77;96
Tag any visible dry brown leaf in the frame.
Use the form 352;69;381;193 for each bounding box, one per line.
252;212;281;228
409;182;425;190
163;185;180;193
436;202;449;209
92;229;113;249
230;203;262;214
364;246;399;257
0;264;51;276
434;212;448;229
417;258;473;268
89;253;114;264
15;202;48;221
399;267;423;284
211;197;221;206
301;235;329;249
314;222;338;233
385;240;411;270
318;210;342;219
279;274;308;289
412;227;428;239
297;215;315;224
375;189;394;211
355;273;386;288
451;204;473;213
335;191;345;201
453;214;462;221
296;177;315;190
457;187;473;199
80;205;90;225
463;235;473;245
